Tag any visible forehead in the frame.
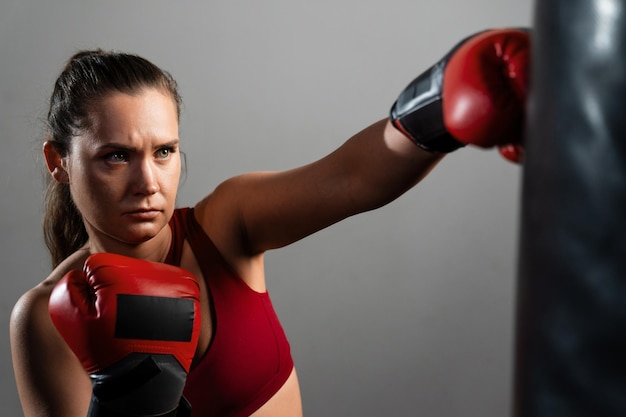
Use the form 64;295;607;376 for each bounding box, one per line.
84;88;179;145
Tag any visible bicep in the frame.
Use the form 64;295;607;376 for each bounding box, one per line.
10;290;91;417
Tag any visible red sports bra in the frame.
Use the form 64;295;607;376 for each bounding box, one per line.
165;207;294;417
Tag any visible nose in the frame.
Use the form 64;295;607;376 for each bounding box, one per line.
132;159;160;195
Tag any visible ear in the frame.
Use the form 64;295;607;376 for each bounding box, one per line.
43;141;69;183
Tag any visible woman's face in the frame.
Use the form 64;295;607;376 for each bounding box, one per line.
65;88;181;247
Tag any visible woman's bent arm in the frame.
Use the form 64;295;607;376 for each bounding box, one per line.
11;285;92;417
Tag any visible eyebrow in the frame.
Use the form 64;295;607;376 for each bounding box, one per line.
96;139;180;152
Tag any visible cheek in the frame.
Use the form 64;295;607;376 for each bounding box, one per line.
68;163;121;212
72;179;116;216
162;160;182;193
163;172;181;211
157;166;180;222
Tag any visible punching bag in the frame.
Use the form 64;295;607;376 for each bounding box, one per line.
514;0;626;416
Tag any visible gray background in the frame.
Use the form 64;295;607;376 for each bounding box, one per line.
1;1;532;415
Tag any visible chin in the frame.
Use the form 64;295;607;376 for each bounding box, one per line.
127;228;164;243
116;221;169;245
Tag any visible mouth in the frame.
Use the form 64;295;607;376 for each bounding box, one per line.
124;208;162;220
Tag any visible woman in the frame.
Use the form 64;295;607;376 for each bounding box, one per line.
10;29;528;417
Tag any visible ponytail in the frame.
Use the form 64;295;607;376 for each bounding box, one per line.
43;179;88;268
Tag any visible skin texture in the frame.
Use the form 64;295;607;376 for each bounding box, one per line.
11;87;443;417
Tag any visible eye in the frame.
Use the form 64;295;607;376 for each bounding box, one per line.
104;151;129;163
156;146;176;159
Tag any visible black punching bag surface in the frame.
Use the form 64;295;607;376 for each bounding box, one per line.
514;1;626;416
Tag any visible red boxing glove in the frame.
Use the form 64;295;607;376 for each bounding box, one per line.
390;28;529;163
49;253;201;417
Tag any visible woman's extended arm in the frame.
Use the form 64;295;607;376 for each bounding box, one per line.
196;28;529;257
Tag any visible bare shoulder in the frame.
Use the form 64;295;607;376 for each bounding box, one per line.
10;249;89;367
11;248;90;347
13;254;77;322
13;251;82;328
194;172;275;220
193;172;274;253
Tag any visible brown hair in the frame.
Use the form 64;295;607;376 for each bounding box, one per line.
43;49;182;267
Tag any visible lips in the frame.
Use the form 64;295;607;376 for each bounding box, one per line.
124;208;162;220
